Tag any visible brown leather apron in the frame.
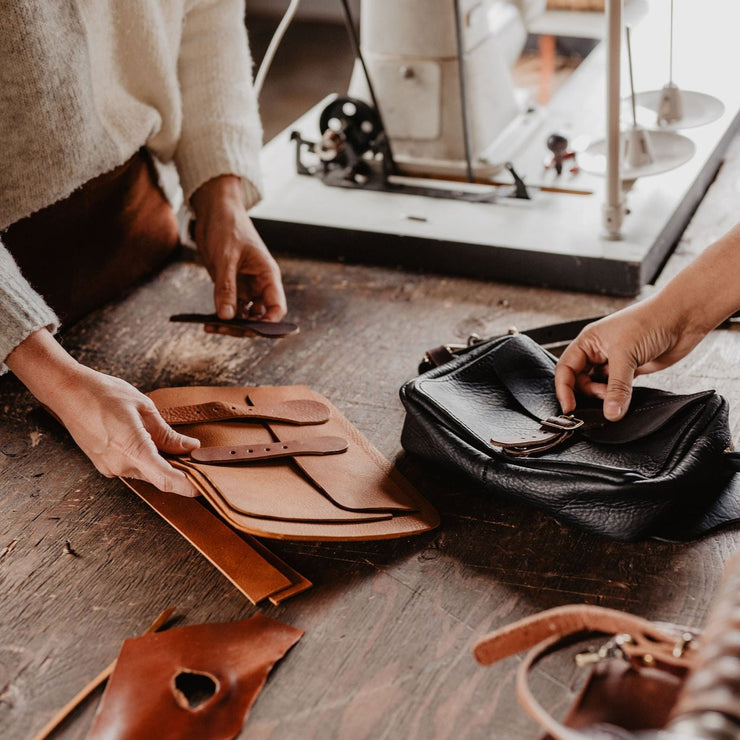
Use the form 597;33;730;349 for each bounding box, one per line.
1;149;180;325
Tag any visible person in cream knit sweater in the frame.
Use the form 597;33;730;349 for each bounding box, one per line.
1;0;285;497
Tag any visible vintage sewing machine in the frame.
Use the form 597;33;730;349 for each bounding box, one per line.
250;0;740;296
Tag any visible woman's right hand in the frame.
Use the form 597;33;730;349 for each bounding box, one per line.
554;298;708;422
6;329;199;497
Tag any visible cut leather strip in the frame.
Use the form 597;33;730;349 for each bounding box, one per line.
122;478;308;604
170;313;300;337
160;399;330;426
87;614;303;740
249;386;418;514
191;436;348;463
237;535;313;605
176;457;390;524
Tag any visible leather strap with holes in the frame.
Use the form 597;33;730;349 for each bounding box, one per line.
160;399;330;426
191;436;349;463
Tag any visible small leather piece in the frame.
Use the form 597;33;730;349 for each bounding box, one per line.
86;614;303;740
170;313;300;337
191;436;348;463
543;660;683;738
249;386;418;514
174;456;391;524
138;385;439;541
160;399;330;426
122;479;311;604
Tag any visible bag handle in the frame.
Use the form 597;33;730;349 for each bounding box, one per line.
474;605;697;740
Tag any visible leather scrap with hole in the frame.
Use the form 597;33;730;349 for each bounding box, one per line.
86;614;303;740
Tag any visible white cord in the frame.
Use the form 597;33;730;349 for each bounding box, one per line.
253;0;302;97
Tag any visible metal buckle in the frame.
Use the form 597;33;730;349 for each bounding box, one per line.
540;414;584;432
575;634;634;667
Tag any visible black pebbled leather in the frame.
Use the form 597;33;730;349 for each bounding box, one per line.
400;334;740;542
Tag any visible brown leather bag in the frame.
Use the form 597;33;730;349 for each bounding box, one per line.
125;384;439;542
2;148;179;325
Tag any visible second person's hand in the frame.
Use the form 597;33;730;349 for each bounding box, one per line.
554;298;707;422
191;175;286;337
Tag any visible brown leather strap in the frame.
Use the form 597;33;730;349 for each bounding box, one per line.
190;436;348;463
122;478;311;604
474;606;694;668
474;605;697;740
160;400;330;426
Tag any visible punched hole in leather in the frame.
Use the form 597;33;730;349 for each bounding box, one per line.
172;670;219;711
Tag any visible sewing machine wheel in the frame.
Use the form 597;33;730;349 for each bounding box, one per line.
319;97;382;156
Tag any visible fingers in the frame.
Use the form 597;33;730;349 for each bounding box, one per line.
259;284;287;321
214;255;239;320
142;406;200;454
601;354;637;421
554;343;590;414
122;433;200;498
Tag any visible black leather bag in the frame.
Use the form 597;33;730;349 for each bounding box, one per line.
400;332;740;541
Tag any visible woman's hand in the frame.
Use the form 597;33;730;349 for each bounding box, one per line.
7;329;200;496
191;175;286;336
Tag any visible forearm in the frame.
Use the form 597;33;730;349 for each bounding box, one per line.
191;174;244;218
6;328;81;407
656;223;740;336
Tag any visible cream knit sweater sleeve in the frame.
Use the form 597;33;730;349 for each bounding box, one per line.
0;0;264;367
175;0;264;208
0;244;59;367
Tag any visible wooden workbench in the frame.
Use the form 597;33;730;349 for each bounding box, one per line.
2;132;740;740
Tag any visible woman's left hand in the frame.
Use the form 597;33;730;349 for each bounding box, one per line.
191;175;287;336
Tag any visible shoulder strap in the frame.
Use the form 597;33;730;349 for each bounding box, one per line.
420;311;740;372
474;605;697;740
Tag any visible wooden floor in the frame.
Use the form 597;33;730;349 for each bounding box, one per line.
3;19;740;740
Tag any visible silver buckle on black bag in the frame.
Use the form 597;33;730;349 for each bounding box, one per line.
540;415;584;432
